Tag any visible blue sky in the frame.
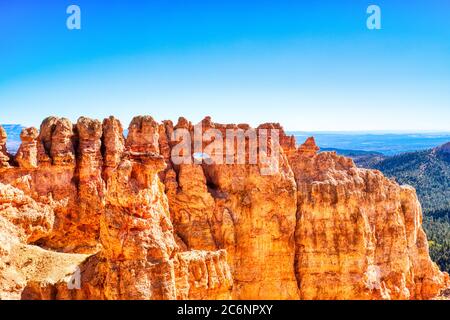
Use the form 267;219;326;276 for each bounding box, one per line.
0;0;449;131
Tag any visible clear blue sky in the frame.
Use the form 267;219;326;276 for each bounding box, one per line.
0;0;449;131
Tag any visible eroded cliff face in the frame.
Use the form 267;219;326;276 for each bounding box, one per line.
0;116;232;300
158;118;299;299
0;116;447;300
289;137;448;300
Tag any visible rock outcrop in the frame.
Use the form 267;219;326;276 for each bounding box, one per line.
0;126;10;168
288;137;448;300
0;182;55;299
0;116;447;300
159;117;299;299
436;142;450;154
15;127;39;169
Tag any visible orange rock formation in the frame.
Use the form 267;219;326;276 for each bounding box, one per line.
0;116;447;300
289;137;447;299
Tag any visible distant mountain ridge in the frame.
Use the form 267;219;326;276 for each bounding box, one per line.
367;143;450;218
291;132;450;155
320;147;383;156
437;142;450;154
320;147;386;167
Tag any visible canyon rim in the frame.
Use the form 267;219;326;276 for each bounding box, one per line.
0;115;448;300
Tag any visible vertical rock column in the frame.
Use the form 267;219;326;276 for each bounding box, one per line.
160;117;218;251
37;117;58;166
15;127;39;169
99;116;178;299
202;121;299;300
0;126;10;168
50;118;75;166
102;116;125;180
75;117;105;246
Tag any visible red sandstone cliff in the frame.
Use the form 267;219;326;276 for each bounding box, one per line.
0;116;447;300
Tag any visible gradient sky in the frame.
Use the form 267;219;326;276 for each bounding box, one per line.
0;0;449;131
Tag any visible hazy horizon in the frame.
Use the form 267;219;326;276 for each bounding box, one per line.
3;120;450;134
3;122;450;157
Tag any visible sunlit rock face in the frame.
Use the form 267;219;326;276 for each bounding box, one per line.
289;137;448;300
0;126;10;168
0;118;448;300
15;127;39;169
0;182;55;299
0;117;233;300
159;117;300;299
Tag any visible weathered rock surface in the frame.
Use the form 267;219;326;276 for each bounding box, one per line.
0;116;232;300
0;126;10;168
289;137;449;300
15;127;39;169
0;116;447;300
159;117;299;299
175;250;233;300
0;182;55;299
